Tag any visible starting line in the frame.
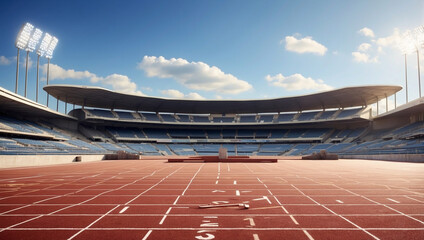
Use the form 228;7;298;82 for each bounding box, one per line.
168;156;277;163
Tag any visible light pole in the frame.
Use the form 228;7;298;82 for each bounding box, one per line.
24;28;43;98
36;33;52;102
15;23;34;94
45;36;58;107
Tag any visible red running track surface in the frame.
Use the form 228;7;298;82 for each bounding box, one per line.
0;159;423;239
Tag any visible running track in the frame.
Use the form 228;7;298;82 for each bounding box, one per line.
0;159;423;239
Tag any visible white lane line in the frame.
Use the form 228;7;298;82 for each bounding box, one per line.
233;180;237;185
236;190;240;196
256;177;263;184
289;215;299;225
126;167;182;205
387;198;400;203
227;163;230;172
172;164;204;206
159;207;172;225
291;184;379;240
334;185;424;225
173;196;181;205
0;175;43;182
119;206;129;214
336;200;344;204
142;230;153;240
244;217;256;227
404;195;424;203
218;162;221;173
215;180;219;184
253;233;260;240
68;204;121;240
303;230;315;240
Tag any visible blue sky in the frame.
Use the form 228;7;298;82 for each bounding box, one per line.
0;0;423;111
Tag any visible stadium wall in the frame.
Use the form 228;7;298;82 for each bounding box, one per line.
341;154;424;163
0;154;104;168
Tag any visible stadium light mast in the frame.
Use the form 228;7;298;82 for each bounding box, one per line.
411;25;424;98
36;33;52;102
24;28;43;97
45;36;58;107
15;23;34;94
399;31;416;103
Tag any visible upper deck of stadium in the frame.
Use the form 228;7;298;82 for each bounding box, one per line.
44;85;402;114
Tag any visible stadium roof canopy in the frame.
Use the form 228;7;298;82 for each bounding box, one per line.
44;85;402;114
0;87;74;120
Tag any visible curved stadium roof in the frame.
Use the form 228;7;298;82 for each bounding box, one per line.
44;85;402;114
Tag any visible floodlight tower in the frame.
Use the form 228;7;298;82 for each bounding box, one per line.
14;23;34;94
24;28;43;97
411;25;424;98
399;31;416;103
36;33;52;102
45;37;58;107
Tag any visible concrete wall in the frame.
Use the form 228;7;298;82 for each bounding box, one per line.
341;154;424;163
0;154;104;169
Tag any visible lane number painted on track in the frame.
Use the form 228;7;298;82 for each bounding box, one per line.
196;216;218;240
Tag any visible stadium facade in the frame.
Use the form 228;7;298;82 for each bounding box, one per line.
0;84;423;168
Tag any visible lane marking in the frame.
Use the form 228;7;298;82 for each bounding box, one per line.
215;180;219;184
227;163;230;172
159;207;172;225
404;195;424;203
212;190;225;193
233;180;237;185
333;184;424;225
68;204;121;240
119;206;129;214
253;233;260;240
252;196;271;204
244;217;256;227
289;215;299;225
291;184;380;240
303;230;315;240
142;230;153;240
256;177;264;184
336;200;344;204
126;168;181;205
387;198;400;203
236;190;240;196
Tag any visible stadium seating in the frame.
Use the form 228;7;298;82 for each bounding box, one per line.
141;112;161;122
160;114;177;122
239;115;257;123
297;111;318;121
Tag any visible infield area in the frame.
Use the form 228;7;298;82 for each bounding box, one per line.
0;159;423;239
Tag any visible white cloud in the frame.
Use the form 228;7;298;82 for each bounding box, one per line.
160;89;205;100
358;27;375;38
0;56;11;65
265;73;333;91
284;35;327;55
41;64;142;95
138;56;252;95
352;52;378;63
374;28;402;49
358;43;372;52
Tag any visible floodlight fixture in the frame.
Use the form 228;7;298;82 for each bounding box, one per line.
37;33;52;57
15;23;34;93
45;37;58;59
26;28;43;52
411;25;424;47
399;31;416;54
15;23;34;50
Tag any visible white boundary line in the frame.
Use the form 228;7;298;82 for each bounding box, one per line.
291;184;380;240
67;204;121;239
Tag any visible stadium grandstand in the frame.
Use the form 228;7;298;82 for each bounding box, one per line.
1;83;423;167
